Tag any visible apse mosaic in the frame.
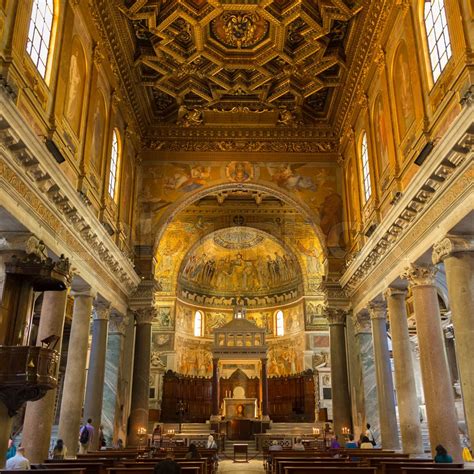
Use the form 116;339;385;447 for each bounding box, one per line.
179;228;301;296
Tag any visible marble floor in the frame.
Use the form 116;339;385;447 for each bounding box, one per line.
218;459;265;473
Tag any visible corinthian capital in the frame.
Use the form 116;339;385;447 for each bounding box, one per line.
134;307;155;325
432;235;474;264
383;287;407;300
109;313;129;335
368;300;387;320
401;264;437;287
325;308;348;325
93;302;111;321
353;311;371;334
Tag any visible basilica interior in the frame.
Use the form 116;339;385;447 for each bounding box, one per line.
0;0;473;472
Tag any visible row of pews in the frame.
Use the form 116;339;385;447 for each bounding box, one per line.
0;448;219;474
265;448;474;474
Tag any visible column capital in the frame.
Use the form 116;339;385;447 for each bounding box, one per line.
401;263;437;287
353;311;371;334
368;300;387;320
134;307;155;325
383;287;407;299
92;302;111;321
109;312;129;335
71;285;96;299
325;308;348;326
432;235;474;264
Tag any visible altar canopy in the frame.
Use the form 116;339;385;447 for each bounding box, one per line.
211;307;269;420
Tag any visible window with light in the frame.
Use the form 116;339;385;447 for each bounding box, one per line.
361;132;372;203
108;130;119;199
424;0;452;83
194;310;203;337
275;310;284;337
26;0;54;78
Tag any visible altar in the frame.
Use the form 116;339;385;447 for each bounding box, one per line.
223;397;258;419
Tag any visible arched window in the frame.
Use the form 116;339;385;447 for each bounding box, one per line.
26;0;54;78
275;310;284;337
424;0;452;83
360;132;372;203
194;310;203;337
108;130;120;200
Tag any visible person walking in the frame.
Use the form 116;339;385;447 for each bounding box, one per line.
6;447;30;470
79;418;94;454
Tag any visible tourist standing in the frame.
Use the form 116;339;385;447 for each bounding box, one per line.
79;418;94;454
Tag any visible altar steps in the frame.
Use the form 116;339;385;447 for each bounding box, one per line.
266;422;325;435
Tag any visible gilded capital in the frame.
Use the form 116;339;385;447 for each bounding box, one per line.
401;264;437;287
325;308;348;325
353;311;371;334
93;302;111;321
368;300;387;320
432;235;474;264
134;307;155;325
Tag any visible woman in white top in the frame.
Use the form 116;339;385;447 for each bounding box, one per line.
207;434;217;449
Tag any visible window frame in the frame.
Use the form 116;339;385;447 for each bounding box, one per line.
275;310;284;337
26;0;55;79
194;310;203;337
423;0;452;84
360;132;372;203
108;129;120;201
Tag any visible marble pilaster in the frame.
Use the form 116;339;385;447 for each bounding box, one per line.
22;289;70;463
433;235;474;440
102;313;128;445
58;288;95;455
353;311;379;441
369;301;400;450
385;288;423;454
83;302;111;451
402;264;462;462
327;308;352;436
128;308;153;446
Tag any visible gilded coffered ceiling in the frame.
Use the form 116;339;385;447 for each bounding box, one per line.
90;0;391;150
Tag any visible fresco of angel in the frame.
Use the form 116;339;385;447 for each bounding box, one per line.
267;163;317;192
164;163;211;192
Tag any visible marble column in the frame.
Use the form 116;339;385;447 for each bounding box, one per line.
433;236;474;441
353;312;379;439
327;308;352;436
402;264;462;462
83;302;111;451
211;358;220;418
261;358;269;419
385;288;423;454
128;308;153;446
368;301;400;450
102;313;128;445
57;288;95;455
22;289;70;463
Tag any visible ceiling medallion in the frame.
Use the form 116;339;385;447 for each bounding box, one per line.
211;12;269;49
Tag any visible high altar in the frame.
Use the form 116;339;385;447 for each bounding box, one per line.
210;303;270;438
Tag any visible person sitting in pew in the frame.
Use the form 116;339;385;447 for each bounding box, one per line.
52;439;67;460
434;444;453;463
269;440;283;451
185;444;201;459
292;438;305;451
330;435;341;449
154;452;181;474
345;434;358;448
6;446;30;470
360;436;374;449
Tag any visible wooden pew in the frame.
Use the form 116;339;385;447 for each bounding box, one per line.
382;464;465;474
275;460;360;474
107;463;205;474
401;469;474;474
3;470;84;474
33;463;105;474
283;467;377;474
